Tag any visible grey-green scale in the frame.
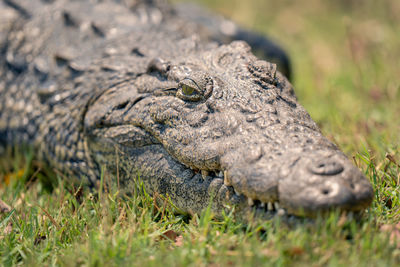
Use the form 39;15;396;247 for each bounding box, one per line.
0;0;373;219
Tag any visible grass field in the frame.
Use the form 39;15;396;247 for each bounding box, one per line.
1;0;400;266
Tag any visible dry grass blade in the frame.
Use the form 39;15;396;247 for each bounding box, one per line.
386;153;400;168
0;199;11;213
38;205;60;230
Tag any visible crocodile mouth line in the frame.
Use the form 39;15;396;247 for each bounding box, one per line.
197;168;359;219
196;168;289;217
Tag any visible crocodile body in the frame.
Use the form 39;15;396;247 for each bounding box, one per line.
0;0;373;218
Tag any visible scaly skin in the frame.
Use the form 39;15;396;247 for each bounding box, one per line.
0;0;373;218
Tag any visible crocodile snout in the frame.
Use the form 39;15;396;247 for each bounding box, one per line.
221;147;374;217
278;152;374;216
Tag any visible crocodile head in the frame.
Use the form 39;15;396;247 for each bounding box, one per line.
84;41;373;218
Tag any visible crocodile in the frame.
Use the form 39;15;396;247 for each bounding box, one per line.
0;0;373;218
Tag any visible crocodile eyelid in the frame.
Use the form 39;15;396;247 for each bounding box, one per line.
179;78;202;93
179;78;201;89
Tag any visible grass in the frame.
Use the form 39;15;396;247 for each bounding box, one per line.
1;0;400;266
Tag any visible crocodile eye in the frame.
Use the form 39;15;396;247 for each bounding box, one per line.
182;84;195;96
177;78;202;102
176;73;214;102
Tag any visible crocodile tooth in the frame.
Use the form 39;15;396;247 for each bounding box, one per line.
277;208;286;216
201;170;208;180
223;170;231;186
260;202;265;208
267;202;273;211
274;202;280;210
248;198;254;206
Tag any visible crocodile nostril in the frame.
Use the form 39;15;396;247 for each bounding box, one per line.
322;189;330;195
308;159;344;176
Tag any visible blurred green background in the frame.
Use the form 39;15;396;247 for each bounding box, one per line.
1;1;400;265
179;0;400;159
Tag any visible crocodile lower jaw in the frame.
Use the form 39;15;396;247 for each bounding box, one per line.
196;169;287;217
199;169;363;219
